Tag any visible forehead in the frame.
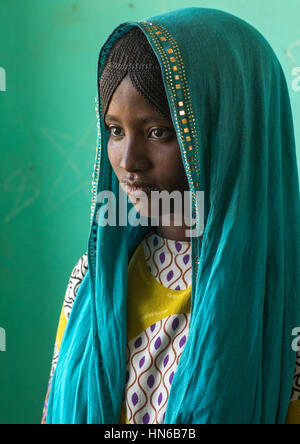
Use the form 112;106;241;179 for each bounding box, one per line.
108;76;154;111
105;75;171;124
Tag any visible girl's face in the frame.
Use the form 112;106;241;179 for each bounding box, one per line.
104;74;189;219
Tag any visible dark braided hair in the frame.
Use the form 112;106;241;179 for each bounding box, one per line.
99;27;171;120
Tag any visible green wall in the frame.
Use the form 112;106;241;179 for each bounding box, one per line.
0;0;299;424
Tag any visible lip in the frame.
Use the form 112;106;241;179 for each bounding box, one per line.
121;180;160;196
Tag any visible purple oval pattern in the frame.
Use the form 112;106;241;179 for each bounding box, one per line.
175;242;182;252
135;337;142;349
154;337;161;350
167;270;174;281
159;252;165;264
126;313;191;425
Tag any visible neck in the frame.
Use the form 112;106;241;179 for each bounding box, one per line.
152;213;192;242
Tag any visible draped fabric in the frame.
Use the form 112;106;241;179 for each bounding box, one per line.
46;7;300;424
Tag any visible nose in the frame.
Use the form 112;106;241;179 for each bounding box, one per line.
119;133;151;172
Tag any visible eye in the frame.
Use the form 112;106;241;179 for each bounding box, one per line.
105;124;174;140
149;127;174;139
107;125;124;138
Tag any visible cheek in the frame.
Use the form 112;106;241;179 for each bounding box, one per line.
156;146;189;190
107;144;121;174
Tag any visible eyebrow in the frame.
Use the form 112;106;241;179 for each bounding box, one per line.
104;114;171;125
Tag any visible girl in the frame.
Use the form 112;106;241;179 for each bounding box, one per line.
43;7;300;424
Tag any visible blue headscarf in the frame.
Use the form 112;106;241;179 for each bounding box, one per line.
46;7;300;424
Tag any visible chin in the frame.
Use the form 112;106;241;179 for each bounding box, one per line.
132;200;176;229
131;199;153;219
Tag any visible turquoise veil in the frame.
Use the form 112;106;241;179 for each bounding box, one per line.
46;7;300;424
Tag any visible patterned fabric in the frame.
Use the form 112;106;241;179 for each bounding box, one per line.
119;230;192;424
286;352;300;424
123;313;191;424
291;352;300;401
41;253;88;424
286;349;300;424
42;231;300;424
143;230;192;289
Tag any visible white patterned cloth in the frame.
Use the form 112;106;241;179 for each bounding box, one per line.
143;230;192;289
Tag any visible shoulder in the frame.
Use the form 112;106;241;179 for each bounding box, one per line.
42;253;89;424
63;252;89;320
48;253;89;379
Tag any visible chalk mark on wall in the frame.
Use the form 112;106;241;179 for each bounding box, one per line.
4;169;41;223
3;120;95;222
40;122;94;214
286;40;300;64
